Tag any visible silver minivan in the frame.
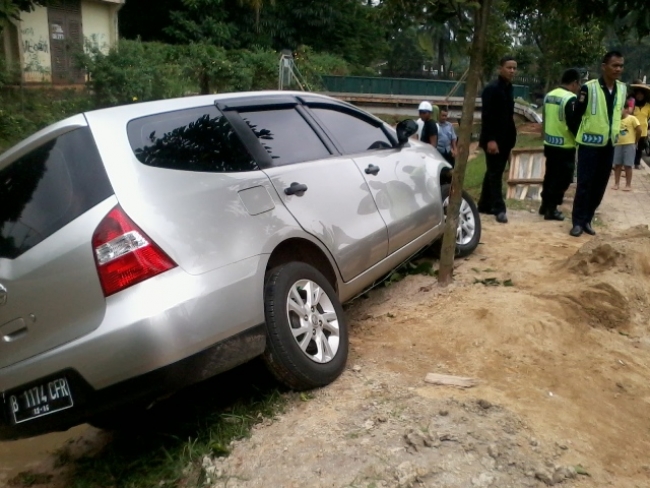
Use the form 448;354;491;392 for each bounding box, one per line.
0;91;481;439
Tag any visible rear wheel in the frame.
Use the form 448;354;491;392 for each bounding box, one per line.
262;262;348;390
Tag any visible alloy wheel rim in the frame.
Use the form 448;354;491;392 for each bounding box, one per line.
286;279;340;364
443;197;476;246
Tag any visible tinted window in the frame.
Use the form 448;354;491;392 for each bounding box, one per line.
240;109;330;166
128;106;257;173
0;128;113;259
311;108;393;155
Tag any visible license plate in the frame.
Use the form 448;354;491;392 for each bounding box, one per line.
8;377;74;424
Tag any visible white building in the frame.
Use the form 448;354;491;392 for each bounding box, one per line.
1;0;124;84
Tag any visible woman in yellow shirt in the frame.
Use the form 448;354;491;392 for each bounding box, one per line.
631;81;650;169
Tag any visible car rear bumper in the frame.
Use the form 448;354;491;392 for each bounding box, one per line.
0;325;266;440
0;254;268;440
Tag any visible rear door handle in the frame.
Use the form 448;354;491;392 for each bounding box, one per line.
1;318;27;343
284;182;308;196
365;164;380;176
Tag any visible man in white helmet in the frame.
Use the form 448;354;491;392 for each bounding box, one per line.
416;101;438;147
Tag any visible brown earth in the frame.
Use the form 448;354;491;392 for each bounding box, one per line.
200;216;650;488
4;158;650;488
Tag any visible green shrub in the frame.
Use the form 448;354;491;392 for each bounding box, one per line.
80;40;352;105
293;45;351;90
0;89;94;150
78;39;194;107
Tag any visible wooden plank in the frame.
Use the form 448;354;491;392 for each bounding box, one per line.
424;373;478;389
508;178;545;185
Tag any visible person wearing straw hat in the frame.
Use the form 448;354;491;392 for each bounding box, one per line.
630;80;650;169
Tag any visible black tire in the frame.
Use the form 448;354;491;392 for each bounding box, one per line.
431;184;482;258
262;262;348;391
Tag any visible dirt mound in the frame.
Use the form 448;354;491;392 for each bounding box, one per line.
564;225;650;276
554;282;631;330
542;226;650;331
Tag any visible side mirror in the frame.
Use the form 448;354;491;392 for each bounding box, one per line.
396;119;418;147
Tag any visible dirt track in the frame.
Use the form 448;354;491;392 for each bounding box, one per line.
201;212;650;488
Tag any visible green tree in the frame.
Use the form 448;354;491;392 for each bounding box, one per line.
481;0;513;83
164;0;239;47
438;0;494;285
238;0;275;29
507;0;604;91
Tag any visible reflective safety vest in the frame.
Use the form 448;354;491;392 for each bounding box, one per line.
576;79;626;147
543;87;577;149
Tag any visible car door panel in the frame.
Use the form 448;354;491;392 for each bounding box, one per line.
263;158;388;282
353;148;443;254
306;106;444;255
231;107;389;282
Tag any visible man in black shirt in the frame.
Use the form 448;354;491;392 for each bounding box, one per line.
478;55;518;224
570;51;626;237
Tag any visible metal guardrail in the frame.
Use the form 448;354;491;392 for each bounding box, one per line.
321;75;531;101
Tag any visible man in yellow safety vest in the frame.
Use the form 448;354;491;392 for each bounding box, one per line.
540;68;582;221
570;51;626;237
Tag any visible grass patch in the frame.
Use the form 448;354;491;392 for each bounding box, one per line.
57;360;287;488
8;471;53;486
0;88;94;154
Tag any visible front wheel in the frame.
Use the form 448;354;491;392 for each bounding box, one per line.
433;184;482;258
262;262;348;391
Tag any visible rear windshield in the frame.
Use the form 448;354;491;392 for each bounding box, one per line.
127;106;258;173
0;127;113;259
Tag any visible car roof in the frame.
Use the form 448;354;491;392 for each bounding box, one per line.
83;91;377;123
0;91;387;167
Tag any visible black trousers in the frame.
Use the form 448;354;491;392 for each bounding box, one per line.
541;148;576;208
478;150;511;215
572;144;614;227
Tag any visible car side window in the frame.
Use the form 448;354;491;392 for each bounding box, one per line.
310;108;393;155
239;108;331;166
0;128;113;259
127;106;258;173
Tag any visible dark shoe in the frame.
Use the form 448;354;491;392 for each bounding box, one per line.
544;209;565;221
538;203;547;215
583;222;596;236
496;212;508;224
569;225;583;237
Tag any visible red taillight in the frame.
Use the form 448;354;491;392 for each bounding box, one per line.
92;205;177;297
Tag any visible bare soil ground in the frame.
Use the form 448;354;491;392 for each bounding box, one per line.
4;161;650;488
201;214;650;488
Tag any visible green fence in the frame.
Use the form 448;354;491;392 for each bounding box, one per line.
321;75;530;100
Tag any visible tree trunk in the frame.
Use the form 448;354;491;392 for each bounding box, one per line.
438;0;493;286
438;35;446;76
